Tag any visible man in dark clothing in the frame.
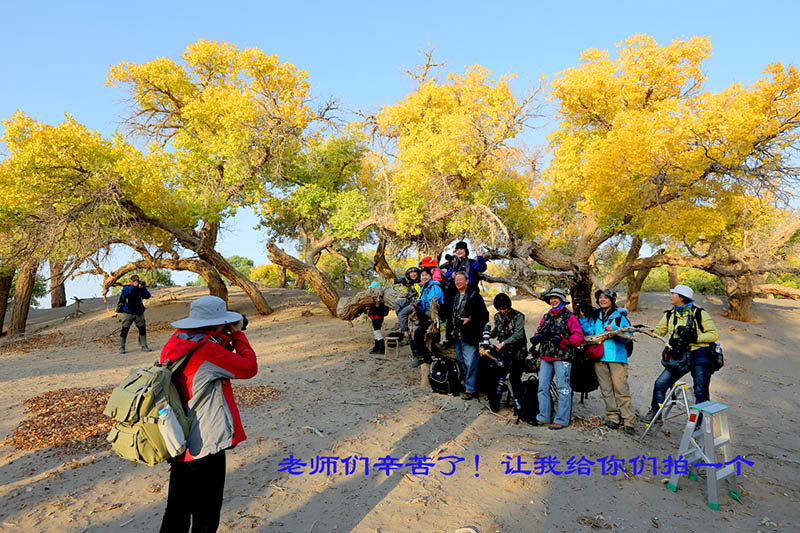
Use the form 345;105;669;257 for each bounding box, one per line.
444;241;487;345
451;271;489;400
489;293;527;395
117;274;152;353
445;241;487;292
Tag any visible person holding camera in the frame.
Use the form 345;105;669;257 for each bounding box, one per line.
489;293;527;395
159;295;257;532
641;285;718;424
529;288;584;429
393;267;421;344
449;271;489;400
410;268;444;368
117;274;152;353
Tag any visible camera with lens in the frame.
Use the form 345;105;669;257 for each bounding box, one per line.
480;324;492;349
223;313;248;335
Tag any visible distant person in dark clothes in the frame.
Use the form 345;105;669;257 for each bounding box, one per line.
367;281;390;355
117;274;152;353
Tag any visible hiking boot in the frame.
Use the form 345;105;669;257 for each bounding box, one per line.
604;420;620;430
410;358;424;368
119;337;126;354
639;409;657;424
548;423;567;430
139;335;152;352
461;392;474;400
623;426;636;436
370;340;385;355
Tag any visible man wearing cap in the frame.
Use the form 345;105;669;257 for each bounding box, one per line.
529;288;584;429
641;284;719;424
159;295;257;532
117;274;152;353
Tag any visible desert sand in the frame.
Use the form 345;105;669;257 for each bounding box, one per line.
0;286;797;532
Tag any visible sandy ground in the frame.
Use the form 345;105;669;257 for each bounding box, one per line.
0;286;798;532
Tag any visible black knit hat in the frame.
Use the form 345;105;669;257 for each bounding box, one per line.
455;241;469;254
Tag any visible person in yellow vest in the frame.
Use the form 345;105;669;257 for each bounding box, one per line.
641;285;718;423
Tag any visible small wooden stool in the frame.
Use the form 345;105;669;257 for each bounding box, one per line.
385;337;400;358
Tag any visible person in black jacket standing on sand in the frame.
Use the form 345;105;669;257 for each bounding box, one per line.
450;271;489;400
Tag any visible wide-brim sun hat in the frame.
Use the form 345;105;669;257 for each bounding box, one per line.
171;295;243;329
541;288;570;305
670;284;695;301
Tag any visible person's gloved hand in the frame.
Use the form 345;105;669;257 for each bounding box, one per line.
558;336;570;349
529;334;543;347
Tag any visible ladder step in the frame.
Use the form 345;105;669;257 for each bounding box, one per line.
714;464;735;481
713;436;730;448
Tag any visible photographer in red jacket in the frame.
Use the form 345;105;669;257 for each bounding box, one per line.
159;295;257;533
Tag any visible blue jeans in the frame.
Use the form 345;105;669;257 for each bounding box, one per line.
537;360;572;426
456;341;479;394
651;347;713;412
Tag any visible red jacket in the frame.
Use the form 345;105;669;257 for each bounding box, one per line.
160;329;257;461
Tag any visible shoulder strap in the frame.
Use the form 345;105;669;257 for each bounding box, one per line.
694;306;705;332
164;333;211;373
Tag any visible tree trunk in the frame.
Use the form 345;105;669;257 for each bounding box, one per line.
720;274;756;322
667;265;679;289
200;249;273;315
268;243;340;316
569;268;594;311
49;260;67;308
117;202;273;314
624;268;650;312
337;287;400;321
277;267;286;288
373;235;397;282
9;258;39;336
201;265;228;300
757;284;800;300
100;258;227;301
293;276;305;289
0;268;15;336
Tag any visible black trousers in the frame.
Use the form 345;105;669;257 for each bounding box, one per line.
161;450;226;533
411;315;434;362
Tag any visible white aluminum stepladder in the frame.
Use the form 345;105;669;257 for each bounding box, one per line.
666;400;742;510
638;381;692;442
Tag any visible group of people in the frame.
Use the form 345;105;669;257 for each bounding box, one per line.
130;243;719;531
384;246;720;435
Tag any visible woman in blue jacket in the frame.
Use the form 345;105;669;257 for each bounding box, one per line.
592;289;635;435
410;269;444;368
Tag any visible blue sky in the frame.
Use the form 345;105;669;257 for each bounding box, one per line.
2;1;799;304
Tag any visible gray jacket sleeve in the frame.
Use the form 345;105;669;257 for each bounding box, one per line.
501;312;526;345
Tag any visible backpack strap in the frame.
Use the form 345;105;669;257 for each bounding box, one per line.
694;306;705;333
162;332;213;372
